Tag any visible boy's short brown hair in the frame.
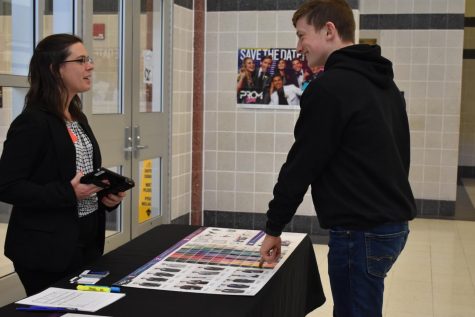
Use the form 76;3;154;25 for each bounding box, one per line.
292;0;355;43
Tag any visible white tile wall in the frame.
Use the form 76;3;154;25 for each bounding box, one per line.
367;27;464;201
361;0;466;14
203;1;466;214
171;4;193;221
204;9;316;216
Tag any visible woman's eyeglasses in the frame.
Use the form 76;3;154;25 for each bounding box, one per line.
61;56;94;65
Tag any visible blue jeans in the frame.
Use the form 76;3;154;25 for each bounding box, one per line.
328;222;409;317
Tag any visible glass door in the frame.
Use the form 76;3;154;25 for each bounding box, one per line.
81;0;171;250
130;0;172;238
0;0;171;301
81;0;131;252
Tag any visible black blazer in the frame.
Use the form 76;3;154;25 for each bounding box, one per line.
0;108;106;272
251;69;272;104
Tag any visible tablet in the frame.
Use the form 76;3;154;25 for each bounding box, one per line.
80;167;135;195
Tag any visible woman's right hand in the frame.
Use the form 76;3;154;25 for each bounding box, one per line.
70;172;102;200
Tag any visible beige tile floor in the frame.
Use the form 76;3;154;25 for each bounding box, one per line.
306;218;475;317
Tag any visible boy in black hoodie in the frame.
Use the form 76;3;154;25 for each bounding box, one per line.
259;1;416;316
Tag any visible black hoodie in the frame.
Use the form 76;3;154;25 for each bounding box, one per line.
266;44;416;235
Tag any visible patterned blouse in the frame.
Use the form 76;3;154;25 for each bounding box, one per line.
66;121;98;217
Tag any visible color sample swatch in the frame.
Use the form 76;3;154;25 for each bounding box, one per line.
115;227;305;296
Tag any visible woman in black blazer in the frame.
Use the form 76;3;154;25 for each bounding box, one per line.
0;34;125;296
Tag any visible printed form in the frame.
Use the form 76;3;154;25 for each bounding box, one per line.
16;287;125;312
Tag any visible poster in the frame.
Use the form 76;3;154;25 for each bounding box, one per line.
114;227;306;296
138;159;161;223
138;160;152;222
237;48;323;109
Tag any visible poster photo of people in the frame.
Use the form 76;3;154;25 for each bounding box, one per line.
236;48;324;109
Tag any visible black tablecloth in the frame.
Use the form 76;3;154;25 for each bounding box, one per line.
0;224;326;317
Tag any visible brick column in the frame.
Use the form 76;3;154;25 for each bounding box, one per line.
191;0;205;225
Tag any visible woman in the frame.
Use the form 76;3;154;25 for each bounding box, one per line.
236;57;256;103
0;34;125;295
276;59;293;85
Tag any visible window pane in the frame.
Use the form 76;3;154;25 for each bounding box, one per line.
43;0;74;37
0;204;13;277
0;87;27;153
104;166;123;238
0;87;28;278
91;0;121;114
139;0;162;113
0;0;34;75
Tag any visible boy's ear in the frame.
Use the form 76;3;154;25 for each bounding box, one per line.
325;21;337;38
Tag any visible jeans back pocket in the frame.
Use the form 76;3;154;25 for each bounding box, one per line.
365;230;408;278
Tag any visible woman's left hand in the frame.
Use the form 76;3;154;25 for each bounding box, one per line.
101;191;126;208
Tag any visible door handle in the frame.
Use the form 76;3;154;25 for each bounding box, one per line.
133;126;149;158
125;126;149;159
124;127;133;159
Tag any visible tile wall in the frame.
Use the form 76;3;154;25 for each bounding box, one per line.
171;2;194;223
204;7;323;220
203;0;466;225
358;0;465;212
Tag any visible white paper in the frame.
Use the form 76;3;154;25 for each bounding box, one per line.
75;277;101;284
16;287;125;312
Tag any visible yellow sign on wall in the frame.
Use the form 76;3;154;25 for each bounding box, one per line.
138;159;153;223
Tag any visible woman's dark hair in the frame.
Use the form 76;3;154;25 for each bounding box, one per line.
24;33;86;122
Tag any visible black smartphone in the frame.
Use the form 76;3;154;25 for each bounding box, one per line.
80;167;135;195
